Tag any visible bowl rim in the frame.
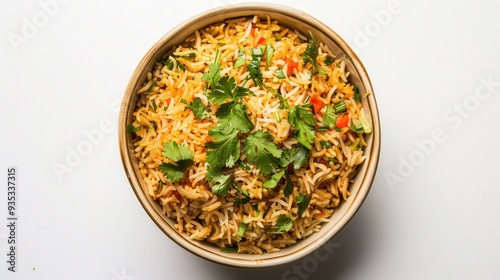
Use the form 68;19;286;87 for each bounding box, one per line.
118;2;381;268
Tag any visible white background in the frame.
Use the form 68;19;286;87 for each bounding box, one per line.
1;0;499;279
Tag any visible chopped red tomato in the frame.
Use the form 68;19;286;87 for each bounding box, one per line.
310;95;324;114
336;114;350;128
286;58;298;75
257;37;266;45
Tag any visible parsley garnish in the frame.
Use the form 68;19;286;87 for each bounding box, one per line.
215;102;254;133
353;83;361;101
144;81;155;95
243;130;282;176
159;141;194;182
234;48;246;69
280;146;309;170
302;31;327;75
320;140;332;149
266;40;274;70
248;47;264;88
323;106;338;128
210;173;234;196
127;124;141;133
207;76;253;105
288;105;316;149
201;50;222;90
275;68;286;79
186;98;210;120
262;169;285;189
234;184;250;204
205;126;240;173
237;222;248;237
271;215;293;233
284;171;293;197
324;56;335;66
296;193;312;217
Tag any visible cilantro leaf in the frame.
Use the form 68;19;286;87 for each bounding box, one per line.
266;40;274;70
162;141;194;163
280;146;309;170
210;173;234;196
159;163;188;183
302;31;327;75
205;126;240;172
186;98;210;120
323;106;338;128
234;184;250;204
243;130;282;176
237;222;248;237
234;48;246;69
160;141;194;182
262;169;285;189
275;68;286;79
324;56;335;66
284;171;293;197
288;105;316;149
127;124;141;133
201;50;222;90
272;214;293;233
296;193;312;218
247;47;264;88
353;83;361;101
216;101;255;133
207;76;253;105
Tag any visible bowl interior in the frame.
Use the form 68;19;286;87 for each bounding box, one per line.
119;3;380;268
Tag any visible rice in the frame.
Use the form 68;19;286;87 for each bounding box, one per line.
129;15;371;254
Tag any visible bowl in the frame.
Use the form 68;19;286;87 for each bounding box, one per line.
119;3;380;268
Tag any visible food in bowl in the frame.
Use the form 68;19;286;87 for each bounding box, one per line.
127;14;372;254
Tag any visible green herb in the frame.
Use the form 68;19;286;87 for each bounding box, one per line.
275;68;286;79
320;140;331;149
323;106;338;128
234;48;246;69
296;193;312;218
159;141;194;182
179;53;196;60
127;124;141;133
252;204;261;217
186;98;210;120
324;56;335;66
235;184;250;198
177;62;186;71
353;83;361;101
328;157;339;164
238;160;251;171
317;126;328;132
280;146;309;170
334;127;342;132
242;130;283;176
205;126;240;173
265;85;289;109
207;76;253;105
333;99;347;113
220;247;238;253
180;99;187;104
283;171;293;197
162;58;174;70
163;106;167;111
302;31;327;74
359;116;372;134
216;101;255;133
266;40;274;70
349;138;361;151
275;111;281;123
144;82;155;95
152;100;157;110
217;42;226;46
275;37;282;42
288;105;316;149
234;182;251;204
262;169;285;189
237;222;248;237
210;173;234;196
350;120;364;134
247;47;264;88
201;50;222;90
272;215;293;233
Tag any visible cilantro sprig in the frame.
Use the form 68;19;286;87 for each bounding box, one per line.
243;130;282;176
202;50;222;90
159;141;194;182
288;105;317;149
205;126;240;173
302;32;327;75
